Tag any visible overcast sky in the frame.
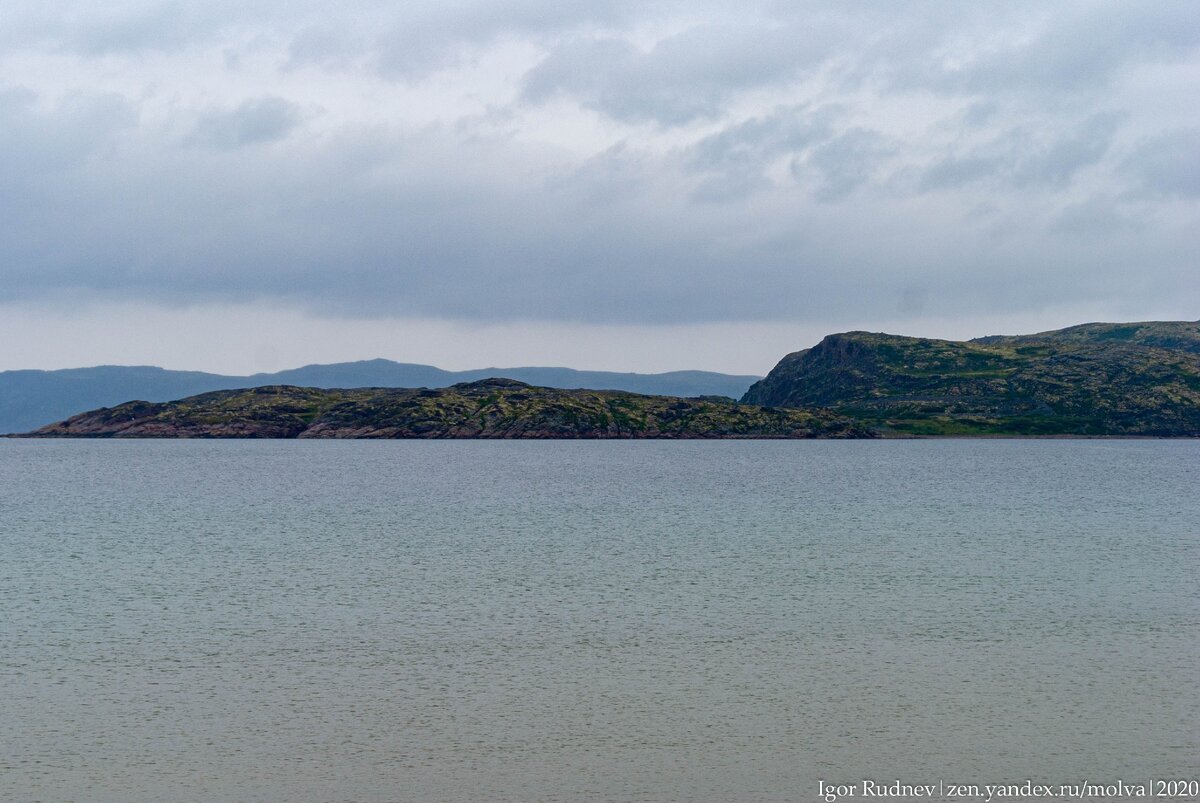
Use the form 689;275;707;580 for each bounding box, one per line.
1;1;1197;374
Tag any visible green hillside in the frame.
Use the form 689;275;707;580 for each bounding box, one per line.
742;321;1200;436
973;320;1200;354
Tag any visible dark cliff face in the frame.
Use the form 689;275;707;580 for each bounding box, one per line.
741;322;1200;436
742;333;888;407
25;379;876;439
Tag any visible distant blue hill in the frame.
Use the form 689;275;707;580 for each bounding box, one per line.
0;359;761;434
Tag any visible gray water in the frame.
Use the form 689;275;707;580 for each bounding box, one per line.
1;440;1197;802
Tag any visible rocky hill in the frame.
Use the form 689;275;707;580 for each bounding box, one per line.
25;379;873;439
0;360;761;434
741;321;1200;436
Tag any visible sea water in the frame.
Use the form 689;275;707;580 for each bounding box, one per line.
1;440;1197;801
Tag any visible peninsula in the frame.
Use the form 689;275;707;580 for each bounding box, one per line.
25;378;873;439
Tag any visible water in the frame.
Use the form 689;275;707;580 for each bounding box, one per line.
1;440;1197;801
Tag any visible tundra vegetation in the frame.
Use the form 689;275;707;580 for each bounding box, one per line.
742;321;1200;436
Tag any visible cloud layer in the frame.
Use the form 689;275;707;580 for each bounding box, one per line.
0;0;1197;329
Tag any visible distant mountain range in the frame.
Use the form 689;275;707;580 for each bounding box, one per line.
742;320;1200;436
0;360;761;434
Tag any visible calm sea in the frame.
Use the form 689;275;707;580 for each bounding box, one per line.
1;440;1197;802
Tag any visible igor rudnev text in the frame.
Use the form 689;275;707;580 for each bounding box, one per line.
818;779;1200;802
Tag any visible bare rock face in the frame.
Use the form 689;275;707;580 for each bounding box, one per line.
25;381;876;439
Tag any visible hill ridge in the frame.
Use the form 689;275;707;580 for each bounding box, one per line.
0;360;761;434
24;382;873;440
742;320;1200;436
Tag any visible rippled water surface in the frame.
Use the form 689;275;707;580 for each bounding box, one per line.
2;440;1197;801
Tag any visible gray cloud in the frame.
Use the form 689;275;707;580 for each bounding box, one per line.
1;1;270;56
0;112;1176;324
286;26;365;70
918;154;1001;193
800;128;894;202
968;4;1198;93
1049;198;1135;237
1012;112;1122;187
371;0;645;79
67;2;219;56
0;0;1196;332
687;104;840;201
188;97;306;150
690;105;838;171
523;22;835;125
873;2;1200;97
0;88;136;173
919;112;1123;192
1121;129;1200;198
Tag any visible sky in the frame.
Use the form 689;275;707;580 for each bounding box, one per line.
0;1;1197;375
